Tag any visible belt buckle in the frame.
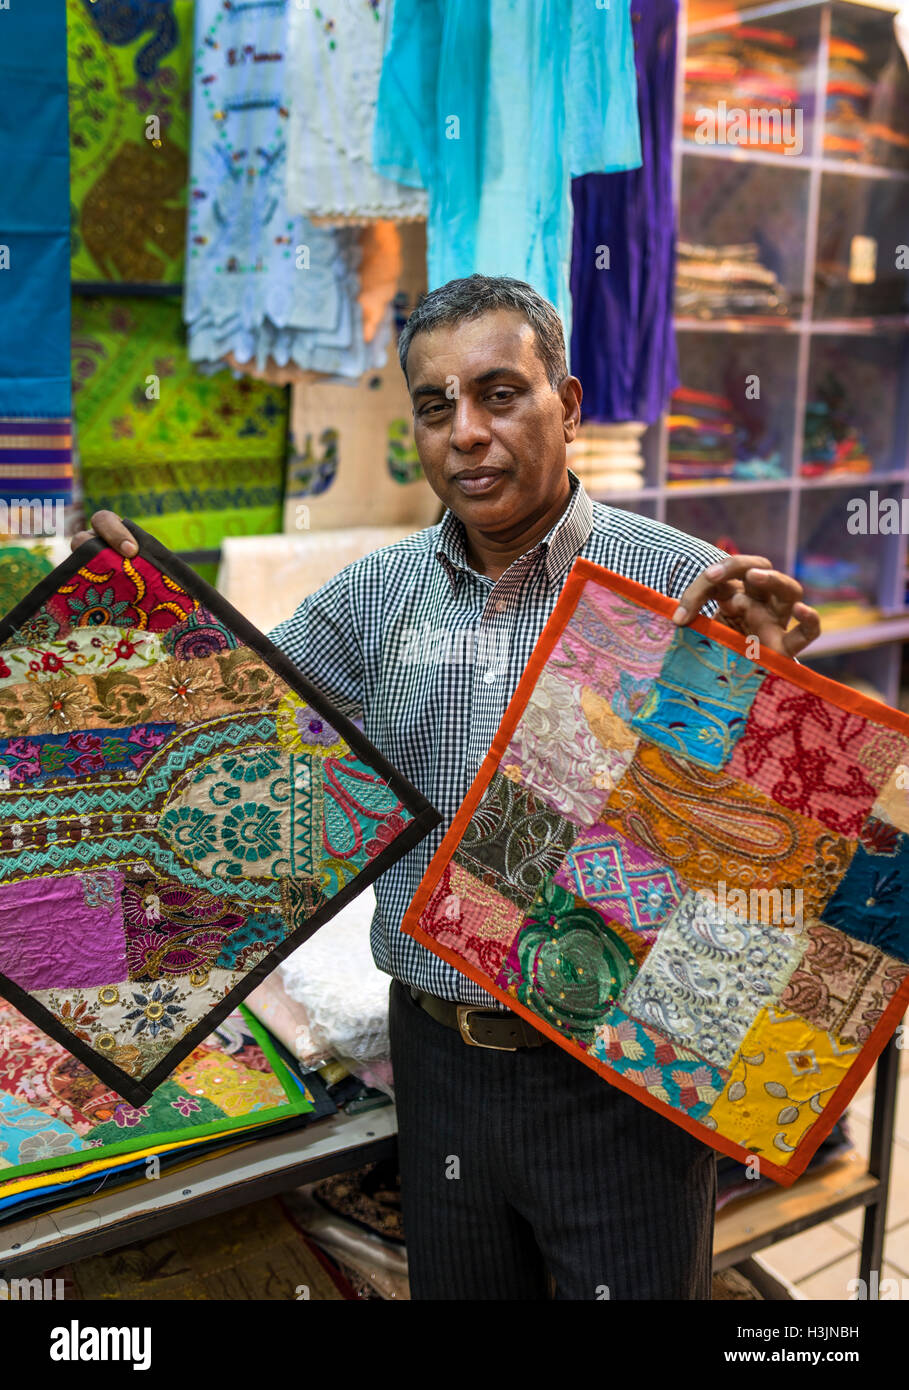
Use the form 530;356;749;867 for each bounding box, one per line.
456;1005;518;1051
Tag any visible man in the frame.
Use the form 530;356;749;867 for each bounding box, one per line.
77;274;819;1300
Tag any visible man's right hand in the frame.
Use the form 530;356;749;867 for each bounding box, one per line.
70;510;139;558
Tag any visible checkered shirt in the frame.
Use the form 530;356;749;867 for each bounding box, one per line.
268;472;726;1006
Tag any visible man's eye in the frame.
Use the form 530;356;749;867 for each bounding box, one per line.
488;390;514;402
421;402;449;417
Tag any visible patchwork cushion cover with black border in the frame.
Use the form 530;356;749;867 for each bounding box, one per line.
0;521;439;1105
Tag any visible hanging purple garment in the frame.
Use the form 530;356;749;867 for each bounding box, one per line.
569;0;679;424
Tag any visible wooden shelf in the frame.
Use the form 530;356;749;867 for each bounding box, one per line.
713;1150;879;1269
0;1104;397;1279
682;142;909;182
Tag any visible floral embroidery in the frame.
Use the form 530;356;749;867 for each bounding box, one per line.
729;672;882;837
276;690;348;757
123;983;185;1039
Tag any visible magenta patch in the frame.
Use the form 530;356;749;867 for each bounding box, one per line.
0;872;127;990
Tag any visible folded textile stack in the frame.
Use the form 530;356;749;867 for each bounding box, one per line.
801;372;873;478
0;1002;319;1226
825;34;876;159
247;887;395;1099
567;423;647;493
683;25;804;148
668;385;786;484
676;241;792;319
286;1161;409;1301
795;552;875;609
825;31;909;166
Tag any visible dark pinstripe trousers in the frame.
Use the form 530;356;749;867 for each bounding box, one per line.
388;979;716;1300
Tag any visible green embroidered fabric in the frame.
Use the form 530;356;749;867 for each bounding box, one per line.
72;297;288;553
68;0;193;285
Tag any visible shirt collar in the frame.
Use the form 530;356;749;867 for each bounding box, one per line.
435;469;594;591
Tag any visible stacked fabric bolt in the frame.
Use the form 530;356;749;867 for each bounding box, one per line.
683;25;803;147
667;387;736;482
825;31;909;166
676;242;791;318
801;373;873;478
794;554;875;614
0;1004;328;1228
566;423;647;493
824;35;876;159
668;385;787;484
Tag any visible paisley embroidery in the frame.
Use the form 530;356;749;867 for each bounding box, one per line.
600;743;854;920
620;891;806;1068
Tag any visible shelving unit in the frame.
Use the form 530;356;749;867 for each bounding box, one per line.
582;0;908;1295
589;0;909;708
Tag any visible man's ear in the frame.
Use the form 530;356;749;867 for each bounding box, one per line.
560;376;583;442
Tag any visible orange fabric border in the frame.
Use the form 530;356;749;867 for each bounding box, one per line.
401;556;909;1187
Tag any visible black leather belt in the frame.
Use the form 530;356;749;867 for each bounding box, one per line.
409;988;546;1050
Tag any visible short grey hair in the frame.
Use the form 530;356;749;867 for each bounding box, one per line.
398;273;568;390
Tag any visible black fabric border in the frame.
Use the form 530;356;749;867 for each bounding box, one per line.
0;521;441;1105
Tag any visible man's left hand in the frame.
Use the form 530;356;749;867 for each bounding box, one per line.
673;555;821;659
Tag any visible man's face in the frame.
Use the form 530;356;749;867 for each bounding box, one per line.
404;309;581;539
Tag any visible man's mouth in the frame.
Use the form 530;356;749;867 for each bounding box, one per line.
452;469;506;495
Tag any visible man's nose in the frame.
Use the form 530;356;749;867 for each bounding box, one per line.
449;397;492;452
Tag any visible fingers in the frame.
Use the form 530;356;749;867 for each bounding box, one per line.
672;556;820;660
673;555;772;625
70;510;137;558
738;565;804;618
781;602;822;659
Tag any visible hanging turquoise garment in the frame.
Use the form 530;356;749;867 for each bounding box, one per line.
0;0;72;503
372;0;642;339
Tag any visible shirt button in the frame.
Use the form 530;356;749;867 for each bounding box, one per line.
483;670;497;684
496;599;507;612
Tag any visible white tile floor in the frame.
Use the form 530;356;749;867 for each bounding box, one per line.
760;1045;909;1298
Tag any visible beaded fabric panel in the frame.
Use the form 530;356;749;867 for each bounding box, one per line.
402;558;909;1186
0;523;440;1105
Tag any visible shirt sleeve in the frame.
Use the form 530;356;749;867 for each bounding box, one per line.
566;0;643;175
267;566;365;723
